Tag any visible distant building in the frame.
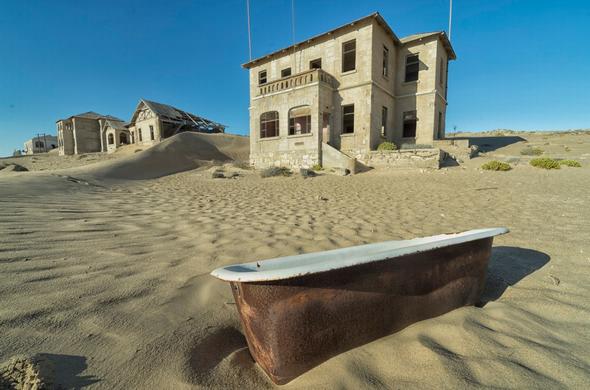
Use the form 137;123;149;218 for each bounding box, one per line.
56;112;124;155
126;99;226;148
23;134;58;155
243;12;456;170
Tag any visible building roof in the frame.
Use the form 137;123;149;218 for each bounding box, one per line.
56;111;124;123
104;119;129;131
130;99;226;131
400;31;456;60
242;12;456;68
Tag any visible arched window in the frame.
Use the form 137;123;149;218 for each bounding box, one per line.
108;133;114;145
288;106;311;135
120;133;128;144
260;111;279;138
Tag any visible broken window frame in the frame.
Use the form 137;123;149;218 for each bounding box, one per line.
150;125;155;141
405;54;419;82
258;70;267;85
342;39;356;73
310;58;322;70
138;128;143;142
108;133;114;145
260;111;279;138
402;111;417;138
288;106;312;136
342;104;355;134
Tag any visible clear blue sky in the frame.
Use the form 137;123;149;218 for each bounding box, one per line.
1;0;589;157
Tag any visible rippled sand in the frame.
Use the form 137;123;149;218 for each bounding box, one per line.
1;132;589;388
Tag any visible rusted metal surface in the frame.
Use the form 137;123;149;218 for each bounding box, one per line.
228;237;493;385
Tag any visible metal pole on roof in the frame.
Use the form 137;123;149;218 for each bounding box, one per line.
448;0;453;41
246;0;252;61
291;0;296;72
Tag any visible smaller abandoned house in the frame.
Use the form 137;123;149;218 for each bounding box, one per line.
56;112;125;155
125;99;226;148
101;119;130;153
23;134;58;155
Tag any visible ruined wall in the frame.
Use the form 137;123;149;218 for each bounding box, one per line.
129;117;161;146
356;148;442;169
72;117;101;154
57;120;75;156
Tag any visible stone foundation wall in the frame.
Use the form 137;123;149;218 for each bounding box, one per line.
357;148;442;169
251;149;319;169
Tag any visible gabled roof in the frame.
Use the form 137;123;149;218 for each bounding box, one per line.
104;119;129;131
130;99;226;131
400;31;456;60
57;111;124;123
242;12;456;68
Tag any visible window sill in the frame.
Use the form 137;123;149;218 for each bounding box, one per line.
402;80;419;85
341;132;355;137
287;133;313;139
341;69;357;76
258;136;280;141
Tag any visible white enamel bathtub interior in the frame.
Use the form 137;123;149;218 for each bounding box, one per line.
210;227;509;282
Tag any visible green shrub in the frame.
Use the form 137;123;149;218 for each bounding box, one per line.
520;147;543;156
377;141;397;151
260;167;292;178
311;164;323;171
530;158;560;169
559;159;581;167
481;161;511;171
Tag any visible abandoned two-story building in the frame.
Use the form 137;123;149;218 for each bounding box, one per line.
244;12;457;170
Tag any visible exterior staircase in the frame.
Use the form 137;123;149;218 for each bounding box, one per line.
321;143;357;174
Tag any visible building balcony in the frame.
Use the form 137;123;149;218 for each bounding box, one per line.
256;69;336;97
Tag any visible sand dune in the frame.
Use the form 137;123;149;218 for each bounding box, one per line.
70;132;249;180
1;131;590;389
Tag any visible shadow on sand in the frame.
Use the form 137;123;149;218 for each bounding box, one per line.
479;246;550;306
452;136;526;152
34;353;99;389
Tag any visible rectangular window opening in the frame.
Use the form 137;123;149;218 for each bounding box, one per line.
342;104;355;134
342;40;356;73
405;54;419;82
150;125;155;140
382;46;389;77
281;68;292;78
403;111;417;138
381;106;388;137
310;58;322;69
258;70;267;85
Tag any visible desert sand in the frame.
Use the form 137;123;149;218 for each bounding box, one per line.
1;131;589;389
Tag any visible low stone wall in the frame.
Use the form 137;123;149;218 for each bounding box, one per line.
356;148;442;169
433;138;478;161
251;149;319;169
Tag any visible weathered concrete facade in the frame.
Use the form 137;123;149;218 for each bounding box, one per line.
244;12;456;170
23;135;58;155
99;119;130;153
127;99;226;148
56;112;124;155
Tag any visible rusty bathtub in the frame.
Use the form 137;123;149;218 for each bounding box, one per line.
210;227;508;384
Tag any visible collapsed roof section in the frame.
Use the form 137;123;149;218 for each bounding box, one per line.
131;99;226;133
